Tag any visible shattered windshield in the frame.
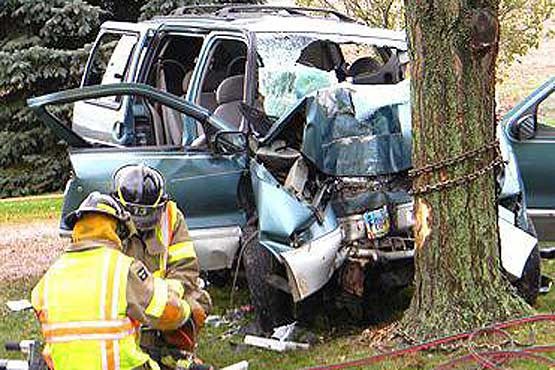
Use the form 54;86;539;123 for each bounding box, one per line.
255;32;407;121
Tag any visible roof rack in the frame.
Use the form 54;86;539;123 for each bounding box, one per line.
170;4;357;23
170;4;229;16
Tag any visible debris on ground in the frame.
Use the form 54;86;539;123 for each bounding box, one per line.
225;305;254;322
271;322;297;341
205;315;229;328
205;305;257;344
358;322;401;349
243;335;309;352
6;299;32;312
205;305;255;332
271;321;318;345
220;360;248;370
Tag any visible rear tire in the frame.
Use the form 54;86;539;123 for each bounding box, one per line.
243;234;294;332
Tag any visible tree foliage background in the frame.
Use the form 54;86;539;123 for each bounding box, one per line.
0;0;104;197
0;0;257;198
297;0;554;69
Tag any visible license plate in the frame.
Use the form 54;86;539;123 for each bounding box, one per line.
363;205;390;240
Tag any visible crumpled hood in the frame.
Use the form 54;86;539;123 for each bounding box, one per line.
72;214;122;248
301;82;411;176
259;80;412;177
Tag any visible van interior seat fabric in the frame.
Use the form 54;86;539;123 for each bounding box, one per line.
213;75;245;130
182;70;193;94
200;93;218;112
157;66;184;145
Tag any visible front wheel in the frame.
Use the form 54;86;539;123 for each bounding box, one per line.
243;234;294;332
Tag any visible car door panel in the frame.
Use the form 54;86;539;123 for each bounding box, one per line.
504;77;555;239
513;140;555;209
506;79;555;208
30;84;248;237
63;148;247;231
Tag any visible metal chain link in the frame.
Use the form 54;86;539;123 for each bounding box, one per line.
408;140;500;179
409;141;505;196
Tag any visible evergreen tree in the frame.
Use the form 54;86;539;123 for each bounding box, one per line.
0;0;100;197
0;0;260;198
0;0;147;198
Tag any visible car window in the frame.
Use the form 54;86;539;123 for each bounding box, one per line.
340;43;386;70
146;35;205;97
132;97;208;148
535;92;555;139
538;92;555;128
255;33;405;123
83;33;139;104
196;38;247;130
143;34;206;146
53;91;218;148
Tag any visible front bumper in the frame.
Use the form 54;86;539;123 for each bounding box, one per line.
280;227;346;302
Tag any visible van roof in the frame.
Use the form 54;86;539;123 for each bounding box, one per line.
104;5;407;49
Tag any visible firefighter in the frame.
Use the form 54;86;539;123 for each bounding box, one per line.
30;192;198;370
112;164;212;366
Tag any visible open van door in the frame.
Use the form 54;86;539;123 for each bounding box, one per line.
29;84;250;270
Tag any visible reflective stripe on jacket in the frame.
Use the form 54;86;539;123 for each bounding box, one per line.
154;201;196;278
31;247;152;370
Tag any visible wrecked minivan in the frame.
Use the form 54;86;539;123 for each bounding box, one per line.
245;79;540;327
28;5;541;330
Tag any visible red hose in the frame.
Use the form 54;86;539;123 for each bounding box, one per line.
466;326;515;369
304;314;555;370
435;349;555;369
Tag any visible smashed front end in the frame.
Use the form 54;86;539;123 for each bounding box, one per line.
251;81;414;302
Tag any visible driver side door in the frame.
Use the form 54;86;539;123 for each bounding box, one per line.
505;77;555;238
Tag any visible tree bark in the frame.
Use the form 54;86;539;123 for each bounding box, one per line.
401;0;530;339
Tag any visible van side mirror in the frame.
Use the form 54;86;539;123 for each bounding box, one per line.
214;131;247;155
509;114;536;140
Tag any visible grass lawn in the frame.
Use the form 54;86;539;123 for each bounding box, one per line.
0;195;63;224
2;266;555;369
2;198;555;369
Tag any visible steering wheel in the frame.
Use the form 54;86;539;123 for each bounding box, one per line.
226;56;247;77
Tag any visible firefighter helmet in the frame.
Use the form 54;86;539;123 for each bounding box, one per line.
112;164;169;230
65;191;131;229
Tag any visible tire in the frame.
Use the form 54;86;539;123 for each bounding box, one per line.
243;234;294;332
362;260;414;324
514;244;541;304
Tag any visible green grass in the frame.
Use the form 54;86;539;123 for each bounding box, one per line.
0;195;63;224
0;277;41;360
196;274;555;370
3;202;555;368
0;279;436;369
4;277;555;369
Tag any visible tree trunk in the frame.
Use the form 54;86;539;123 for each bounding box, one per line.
401;0;530;339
